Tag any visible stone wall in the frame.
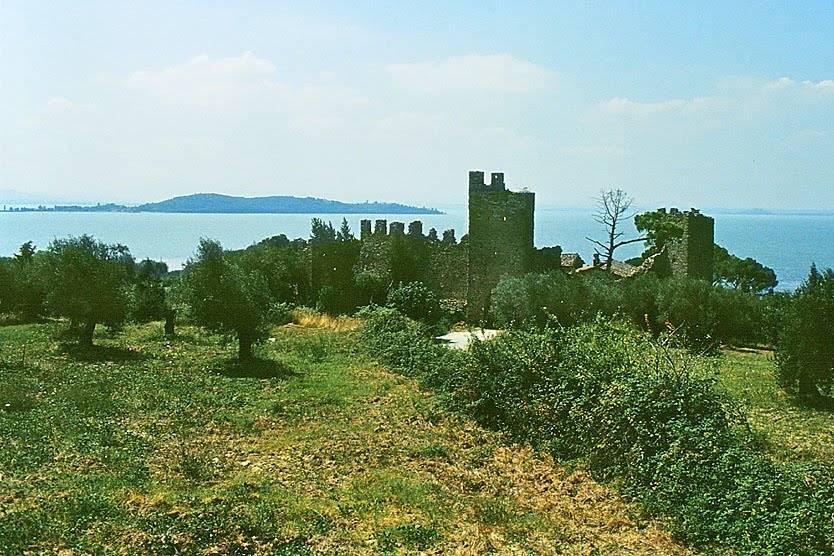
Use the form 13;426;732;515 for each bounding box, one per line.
354;220;468;302
666;209;714;281
466;171;536;321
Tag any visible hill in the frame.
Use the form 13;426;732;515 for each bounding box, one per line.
32;193;442;214
0;317;684;554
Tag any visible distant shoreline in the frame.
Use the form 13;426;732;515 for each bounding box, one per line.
0;193;444;215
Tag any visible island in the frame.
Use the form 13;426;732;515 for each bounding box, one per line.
1;193;443;215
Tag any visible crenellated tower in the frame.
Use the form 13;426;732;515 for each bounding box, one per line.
466;170;535;321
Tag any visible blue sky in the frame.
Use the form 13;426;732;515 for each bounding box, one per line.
2;1;834;209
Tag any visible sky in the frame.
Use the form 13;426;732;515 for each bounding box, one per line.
1;1;834;210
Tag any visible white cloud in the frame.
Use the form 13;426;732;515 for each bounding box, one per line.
388;54;555;93
45;97;95;111
802;79;834;92
126;52;282;105
764;76;795;90
600;96;687;115
763;76;834;94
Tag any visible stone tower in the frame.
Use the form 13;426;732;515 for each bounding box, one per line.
466;170;535;321
666;208;714;281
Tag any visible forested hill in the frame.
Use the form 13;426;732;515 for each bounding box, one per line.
9;193;442;214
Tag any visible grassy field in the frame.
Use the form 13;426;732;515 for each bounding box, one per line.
718;349;834;464
0;320;687;555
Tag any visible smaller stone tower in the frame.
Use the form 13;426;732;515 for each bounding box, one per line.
467;170;535;321
667;208;714;281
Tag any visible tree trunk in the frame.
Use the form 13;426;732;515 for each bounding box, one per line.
164;309;176;337
798;373;827;407
238;333;254;360
81;321;96;346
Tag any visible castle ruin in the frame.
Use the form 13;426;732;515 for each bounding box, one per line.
312;170;713;320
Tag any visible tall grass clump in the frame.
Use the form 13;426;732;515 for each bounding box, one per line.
360;308;834;554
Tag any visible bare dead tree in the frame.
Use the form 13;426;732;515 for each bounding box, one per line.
586;189;647;271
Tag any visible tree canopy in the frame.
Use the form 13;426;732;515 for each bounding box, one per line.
713;245;778;294
184;239;270;359
633;209;685;258
776;264;834;407
44;235;134;344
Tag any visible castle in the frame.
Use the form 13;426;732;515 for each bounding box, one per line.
311;170;714;320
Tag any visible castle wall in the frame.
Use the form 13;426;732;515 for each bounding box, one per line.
353;221;468;301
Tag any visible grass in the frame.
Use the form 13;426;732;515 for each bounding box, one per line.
718;348;834;464
0;320;687;554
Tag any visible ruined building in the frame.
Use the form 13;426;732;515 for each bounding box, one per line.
466;171;537;320
350;170;561;321
343;171;714;321
663;208;715;281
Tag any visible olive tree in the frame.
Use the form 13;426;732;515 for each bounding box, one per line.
183;239;270;359
44;235;134;345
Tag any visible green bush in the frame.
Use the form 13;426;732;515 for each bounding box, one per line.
776;265;834;405
386;281;441;324
655;277;719;351
360;309;834;554
183;239;271;360
490;271;587;328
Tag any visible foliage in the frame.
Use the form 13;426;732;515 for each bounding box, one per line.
336;217;355;242
236;242;311;305
655;277;719;351
44;235;134;344
634;209;685;258
0;243;48;320
310;218;336;245
129;259;170;323
758;290;793;346
776;264;834;405
0;259;13;314
387;281;441;324
183;239;270;359
361;310;834;555
491;271;768;349
714;244;778;294
490;271;588;328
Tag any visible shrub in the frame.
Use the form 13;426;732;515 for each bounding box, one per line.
776;265;834;405
386;282;441;324
490;271;586;328
360;310;834;554
655;277;719;351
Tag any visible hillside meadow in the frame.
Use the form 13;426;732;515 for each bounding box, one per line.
1;318;687;555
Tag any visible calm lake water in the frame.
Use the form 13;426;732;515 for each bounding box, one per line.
1;207;832;291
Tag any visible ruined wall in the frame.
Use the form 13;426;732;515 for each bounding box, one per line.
666;209;714;281
533;246;564;273
354;219;467;302
424;242;468;301
466;171;535;321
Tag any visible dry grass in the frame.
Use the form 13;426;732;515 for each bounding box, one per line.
291;307;361;331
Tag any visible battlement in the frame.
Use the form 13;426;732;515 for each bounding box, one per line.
469;170;506;193
358;218;457;244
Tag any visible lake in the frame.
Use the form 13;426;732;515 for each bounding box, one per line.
1;207;832;291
